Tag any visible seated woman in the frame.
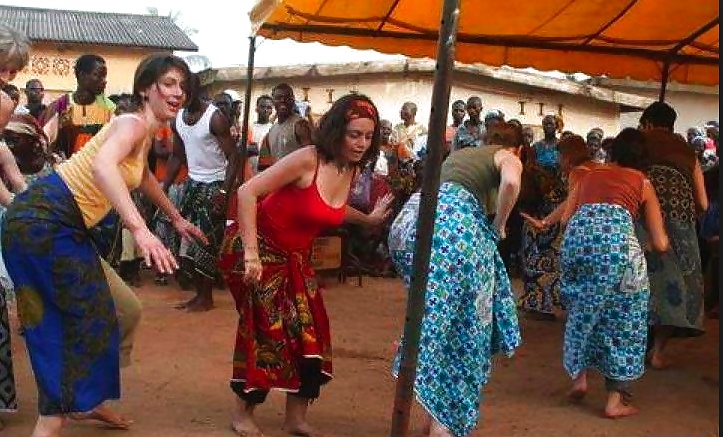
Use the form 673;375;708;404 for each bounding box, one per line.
388;122;524;437
560;128;669;419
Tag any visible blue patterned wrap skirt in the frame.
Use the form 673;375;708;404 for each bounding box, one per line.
561;203;649;382
1;171;120;415
388;182;521;436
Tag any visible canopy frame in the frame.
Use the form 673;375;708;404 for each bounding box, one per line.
259;22;719;67
238;36;257;185
389;0;460;434
658;17;719;100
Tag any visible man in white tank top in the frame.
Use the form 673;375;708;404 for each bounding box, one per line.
257;83;313;171
164;76;239;312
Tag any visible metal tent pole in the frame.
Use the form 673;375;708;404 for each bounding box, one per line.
239;35;257;183
390;0;461;435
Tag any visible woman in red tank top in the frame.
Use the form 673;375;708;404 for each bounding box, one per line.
219;94;392;436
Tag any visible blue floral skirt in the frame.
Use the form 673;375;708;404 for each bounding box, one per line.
388;182;521;436
1;171;120;415
562;204;649;382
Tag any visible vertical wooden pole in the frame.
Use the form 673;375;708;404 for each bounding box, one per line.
239;36;256;182
390;0;461;435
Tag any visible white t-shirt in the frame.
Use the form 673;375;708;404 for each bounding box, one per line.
175;104;227;183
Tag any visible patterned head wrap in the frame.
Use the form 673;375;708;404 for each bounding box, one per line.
345;98;378;123
3;113;48;150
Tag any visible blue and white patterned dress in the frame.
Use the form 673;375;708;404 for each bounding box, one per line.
388;182;521;436
561;204;649;383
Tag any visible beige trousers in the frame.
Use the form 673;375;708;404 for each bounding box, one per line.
99;258;142;368
120;228;140;262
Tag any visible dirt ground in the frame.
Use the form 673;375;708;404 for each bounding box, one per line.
2;271;719;437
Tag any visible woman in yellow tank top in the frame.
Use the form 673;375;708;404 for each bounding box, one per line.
1;54;206;437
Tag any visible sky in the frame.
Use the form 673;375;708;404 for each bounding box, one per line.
4;0;405;69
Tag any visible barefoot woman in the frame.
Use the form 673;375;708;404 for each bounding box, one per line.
220;94;391;436
560;128;669;418
2;54;205;437
388;123;524;436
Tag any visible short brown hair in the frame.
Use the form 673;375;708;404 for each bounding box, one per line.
558;134;589;168
486;122;523;147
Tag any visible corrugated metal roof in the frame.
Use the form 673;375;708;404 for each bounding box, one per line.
0;5;198;51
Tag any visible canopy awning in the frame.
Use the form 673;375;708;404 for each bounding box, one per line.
250;0;719;86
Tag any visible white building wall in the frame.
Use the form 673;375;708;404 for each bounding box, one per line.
219;71;623;142
608;87;719;134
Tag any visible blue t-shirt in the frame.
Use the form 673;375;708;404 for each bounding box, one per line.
533;140;560;170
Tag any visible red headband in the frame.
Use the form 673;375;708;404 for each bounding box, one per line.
345;99;377;122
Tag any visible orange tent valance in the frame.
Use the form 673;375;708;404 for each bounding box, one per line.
250;0;719;86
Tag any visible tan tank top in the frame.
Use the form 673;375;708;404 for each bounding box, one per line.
56;114;149;228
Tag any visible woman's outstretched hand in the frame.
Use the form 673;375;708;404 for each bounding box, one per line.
172;217;209;245
132;227;178;274
368;193;394;226
520;212;548;231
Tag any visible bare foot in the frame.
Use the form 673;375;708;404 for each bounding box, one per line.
283;421;327;437
649;352;671;370
567;387;587;401
231;420;266;437
69;405;133;430
429;420;453;437
31;415;65;437
174;296;198;310
420;413;432;436
604;403;639;419
567;373;588;401
604;391;639;419
186;298;214;312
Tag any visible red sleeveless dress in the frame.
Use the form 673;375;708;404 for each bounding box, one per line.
219;160;348;395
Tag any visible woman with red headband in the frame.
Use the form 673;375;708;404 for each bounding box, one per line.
219;94;392;436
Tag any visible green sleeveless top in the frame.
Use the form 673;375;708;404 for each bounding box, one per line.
440;145;504;214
